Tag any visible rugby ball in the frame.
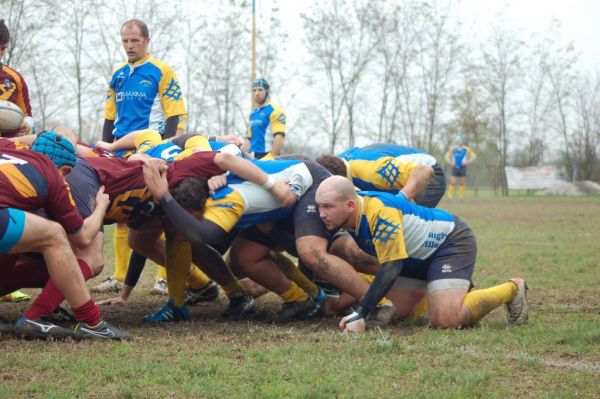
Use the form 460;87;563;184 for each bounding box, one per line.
0;99;24;133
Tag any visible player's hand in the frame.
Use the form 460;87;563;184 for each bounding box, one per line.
339;312;366;333
143;159;169;201
95;185;110;210
95;140;112;151
207;175;227;194
97;296;126;306
271;179;297;207
218;134;244;147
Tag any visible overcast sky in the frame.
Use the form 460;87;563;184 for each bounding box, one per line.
263;0;599;71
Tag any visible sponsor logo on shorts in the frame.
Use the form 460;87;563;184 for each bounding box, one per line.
306;204;317;213
441;264;452;273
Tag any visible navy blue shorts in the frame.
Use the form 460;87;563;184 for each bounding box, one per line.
277;160;331;240
451;166;467;177
414;164;446;208
66;158;102;226
0;208;26;253
395;217;476;293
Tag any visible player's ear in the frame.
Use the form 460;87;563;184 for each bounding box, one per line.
58;165;73;177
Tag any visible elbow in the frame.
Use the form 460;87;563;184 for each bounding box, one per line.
213;152;234;169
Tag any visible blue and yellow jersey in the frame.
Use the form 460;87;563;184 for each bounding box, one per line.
104;54;186;139
246;100;287;154
204;160;313;232
351;191;455;263
445;145;476;167
338;144;429;194
133;130;242;162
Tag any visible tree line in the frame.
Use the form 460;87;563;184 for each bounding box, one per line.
2;0;598;192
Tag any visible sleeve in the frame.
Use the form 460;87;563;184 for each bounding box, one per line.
13;70;32;117
269;105;287;135
104;86;116;120
158;65;186;118
467;147;477;160
246;118;252;139
445;147;454;163
0;138;16;149
45;169;84;233
392;159;418;189
368;201;408;263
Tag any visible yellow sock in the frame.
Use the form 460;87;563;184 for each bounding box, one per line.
280;282;308;302
223;281;245;297
166;240;192;307
448;185;455;199
275;254;319;298
156;265;167;281
187;266;212;290
463;282;517;323
359;273;374;283
379;297;392;306
411;297;429;318
113;224;131;282
459;185;465;199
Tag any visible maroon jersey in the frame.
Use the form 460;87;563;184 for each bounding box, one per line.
0;63;32;138
83;151;223;224
0;139;83;233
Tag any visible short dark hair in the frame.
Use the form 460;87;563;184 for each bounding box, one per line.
315;154;347;177
171;177;210;212
0;19;10;44
121;19;149;38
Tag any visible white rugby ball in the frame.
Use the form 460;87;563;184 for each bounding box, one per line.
0;99;24;133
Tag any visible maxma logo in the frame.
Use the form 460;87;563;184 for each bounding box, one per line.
116;91;147;102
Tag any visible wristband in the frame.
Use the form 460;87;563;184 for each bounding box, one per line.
262;175;276;190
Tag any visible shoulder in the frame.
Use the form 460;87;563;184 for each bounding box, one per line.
148;58;175;75
110;62;129;76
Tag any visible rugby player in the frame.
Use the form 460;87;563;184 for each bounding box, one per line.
315;176;529;333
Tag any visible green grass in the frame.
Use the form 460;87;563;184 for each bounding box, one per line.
1;195;600;398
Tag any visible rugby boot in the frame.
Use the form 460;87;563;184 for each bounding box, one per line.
151;279;168;296
75;320;131;340
143;300;190;323
185;281;219;306
276;297;317;323
0;290;31;302
506;278;529;325
222;292;256;318
91;276;123;293
14;317;76;340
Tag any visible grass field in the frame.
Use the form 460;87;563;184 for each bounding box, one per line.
1;195;599;398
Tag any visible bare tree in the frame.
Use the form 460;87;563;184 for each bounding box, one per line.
475;25;524;195
302;0;378;151
414;1;462;153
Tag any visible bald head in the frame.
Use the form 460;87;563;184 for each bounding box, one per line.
317;175;357;201
316;176;360;231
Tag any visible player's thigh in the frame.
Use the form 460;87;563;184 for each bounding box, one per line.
127;220;163;252
5;209;66;254
229;230;272;266
388;277;427;317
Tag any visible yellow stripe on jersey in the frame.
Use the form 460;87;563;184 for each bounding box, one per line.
202;190;245;233
1;163;37;198
363;196;408;263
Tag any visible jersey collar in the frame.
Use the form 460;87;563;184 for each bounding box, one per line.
129;53;152;68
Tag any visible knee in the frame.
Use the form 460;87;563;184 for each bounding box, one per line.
298;248;325;273
430;313;463;329
41;221;69;248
